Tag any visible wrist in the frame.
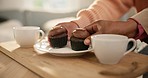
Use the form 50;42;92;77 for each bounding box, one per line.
126;19;138;38
64;21;79;37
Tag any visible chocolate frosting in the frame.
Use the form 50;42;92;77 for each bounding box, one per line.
48;26;67;37
72;28;90;39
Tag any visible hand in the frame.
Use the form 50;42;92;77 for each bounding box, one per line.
84;19;138;45
48;21;79;39
99;52;148;78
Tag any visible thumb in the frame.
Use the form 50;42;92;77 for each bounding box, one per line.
84;32;101;45
84;24;102;45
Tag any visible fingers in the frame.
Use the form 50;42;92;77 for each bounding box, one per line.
84;21;98;34
72;28;90;39
48;25;67;37
57;22;79;37
84;37;91;45
84;31;101;45
84;22;103;45
84;34;93;45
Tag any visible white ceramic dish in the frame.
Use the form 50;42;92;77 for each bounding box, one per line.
34;40;92;56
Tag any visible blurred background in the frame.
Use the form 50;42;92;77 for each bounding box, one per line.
0;0;94;13
0;0;94;26
0;0;136;42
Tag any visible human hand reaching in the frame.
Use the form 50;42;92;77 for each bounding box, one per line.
48;21;79;39
83;19;137;45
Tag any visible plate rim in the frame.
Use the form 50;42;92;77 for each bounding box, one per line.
34;40;93;54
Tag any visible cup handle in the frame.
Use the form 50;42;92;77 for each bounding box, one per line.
38;30;45;42
126;38;136;53
13;27;16;39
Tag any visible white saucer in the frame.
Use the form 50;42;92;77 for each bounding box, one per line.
34;40;92;56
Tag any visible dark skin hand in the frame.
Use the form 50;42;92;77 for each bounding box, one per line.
83;19;138;45
78;19;148;78
48;19;148;78
48;21;79;40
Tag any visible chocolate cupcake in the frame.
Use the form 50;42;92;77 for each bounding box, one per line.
48;26;68;48
70;28;90;51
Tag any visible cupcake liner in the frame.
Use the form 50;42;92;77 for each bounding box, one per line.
49;34;68;48
70;36;89;51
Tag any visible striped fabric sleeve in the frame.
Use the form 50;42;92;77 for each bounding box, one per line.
73;0;134;28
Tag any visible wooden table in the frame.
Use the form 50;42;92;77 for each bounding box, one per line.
0;51;41;78
0;41;144;78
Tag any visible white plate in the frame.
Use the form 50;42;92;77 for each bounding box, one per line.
34;40;93;56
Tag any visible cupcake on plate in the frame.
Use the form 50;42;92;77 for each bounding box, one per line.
70;28;90;51
48;26;68;48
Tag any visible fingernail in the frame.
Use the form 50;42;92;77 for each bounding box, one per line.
84;39;90;45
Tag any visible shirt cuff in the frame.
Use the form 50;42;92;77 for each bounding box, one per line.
129;18;148;40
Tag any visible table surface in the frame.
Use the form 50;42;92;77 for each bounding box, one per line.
0;41;144;78
0;52;42;78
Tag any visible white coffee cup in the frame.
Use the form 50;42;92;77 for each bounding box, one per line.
13;26;45;47
91;34;136;64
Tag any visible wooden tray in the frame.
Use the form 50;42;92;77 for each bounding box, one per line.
0;41;106;78
0;41;144;78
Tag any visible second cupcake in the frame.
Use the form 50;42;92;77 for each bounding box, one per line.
70;28;90;51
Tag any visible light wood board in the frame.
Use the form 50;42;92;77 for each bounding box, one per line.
0;41;144;78
0;51;41;78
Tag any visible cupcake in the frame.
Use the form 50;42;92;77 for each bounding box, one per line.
48;26;68;48
70;28;90;51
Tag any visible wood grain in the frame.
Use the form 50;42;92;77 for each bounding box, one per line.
0;51;41;78
0;41;144;78
0;41;112;78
